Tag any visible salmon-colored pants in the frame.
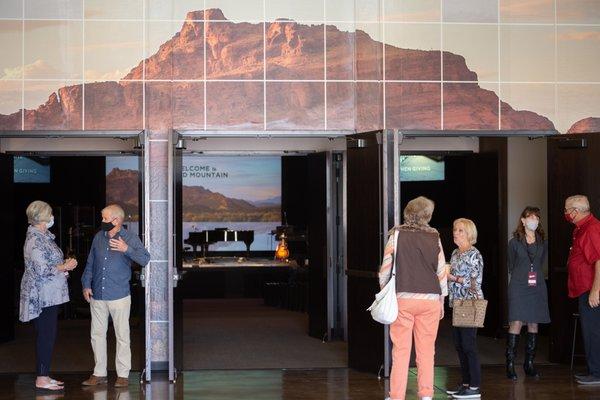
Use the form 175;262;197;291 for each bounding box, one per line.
389;298;441;400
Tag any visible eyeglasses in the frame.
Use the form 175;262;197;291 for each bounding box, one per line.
564;207;577;213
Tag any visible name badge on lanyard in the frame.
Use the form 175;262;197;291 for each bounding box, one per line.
527;242;537;287
528;266;537;287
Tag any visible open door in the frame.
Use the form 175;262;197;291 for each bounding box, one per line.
172;132;184;374
547;133;600;363
306;152;329;340
0;154;15;343
346;130;397;374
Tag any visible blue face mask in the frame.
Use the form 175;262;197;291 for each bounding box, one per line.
46;216;54;229
525;219;539;232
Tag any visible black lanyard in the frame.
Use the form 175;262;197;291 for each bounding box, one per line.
526;241;537;272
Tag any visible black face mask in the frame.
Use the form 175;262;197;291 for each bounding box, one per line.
101;221;115;232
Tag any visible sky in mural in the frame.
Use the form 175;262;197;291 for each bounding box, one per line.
0;0;599;132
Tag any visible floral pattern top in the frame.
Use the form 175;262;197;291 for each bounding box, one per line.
448;247;484;306
19;225;69;322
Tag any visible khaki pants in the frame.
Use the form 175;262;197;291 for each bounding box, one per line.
90;295;131;378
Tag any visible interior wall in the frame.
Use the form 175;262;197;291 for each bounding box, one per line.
507;137;548;275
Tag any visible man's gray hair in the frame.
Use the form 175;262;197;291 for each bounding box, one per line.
566;195;591;213
26;200;52;225
102;204;125;221
403;196;435;226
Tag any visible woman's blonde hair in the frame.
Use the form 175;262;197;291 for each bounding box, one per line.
26;200;52;225
454;218;478;245
403;196;435;226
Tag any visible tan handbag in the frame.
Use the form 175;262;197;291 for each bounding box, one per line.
452;280;487;328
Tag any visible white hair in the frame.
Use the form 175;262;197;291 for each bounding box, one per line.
566;195;590;213
102;204;125;221
26;200;52;225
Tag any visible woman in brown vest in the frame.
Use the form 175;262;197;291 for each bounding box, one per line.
378;196;447;400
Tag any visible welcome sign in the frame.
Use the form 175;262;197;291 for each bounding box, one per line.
183;156;282;251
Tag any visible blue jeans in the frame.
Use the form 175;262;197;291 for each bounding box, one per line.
579;291;600;377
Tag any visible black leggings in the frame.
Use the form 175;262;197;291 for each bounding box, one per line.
33;305;59;376
452;327;481;387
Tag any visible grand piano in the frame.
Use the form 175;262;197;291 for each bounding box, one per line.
185;228;254;258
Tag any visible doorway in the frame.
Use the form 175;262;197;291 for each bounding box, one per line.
173;143;347;370
0;136;146;374
345;131;557;375
397;151;508;364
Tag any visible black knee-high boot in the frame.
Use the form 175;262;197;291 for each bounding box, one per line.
506;333;519;380
524;332;540;378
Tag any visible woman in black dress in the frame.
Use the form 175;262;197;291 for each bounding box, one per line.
506;206;550;380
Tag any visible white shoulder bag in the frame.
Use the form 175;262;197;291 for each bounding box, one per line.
367;230;399;324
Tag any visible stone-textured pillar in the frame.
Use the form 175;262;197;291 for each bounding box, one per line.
144;82;174;377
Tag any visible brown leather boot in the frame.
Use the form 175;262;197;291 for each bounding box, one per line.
114;377;129;388
81;375;108;386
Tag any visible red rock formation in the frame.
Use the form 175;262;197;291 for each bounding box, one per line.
106;168;139;219
567;117;600;134
0;111;21;130
0;8;559;132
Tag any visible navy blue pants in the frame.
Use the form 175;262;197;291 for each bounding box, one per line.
452;327;482;387
32;305;59;376
579;292;600;377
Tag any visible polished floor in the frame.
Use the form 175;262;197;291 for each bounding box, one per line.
0;299;549;373
183;299;347;369
1;366;598;400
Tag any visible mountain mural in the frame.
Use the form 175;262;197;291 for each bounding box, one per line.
250;196;282;207
0;8;594;133
105;166;279;221
567;117;600;134
106;168;139;220
183;184;280;222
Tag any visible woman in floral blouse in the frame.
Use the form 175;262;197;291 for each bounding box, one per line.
19;201;77;391
445;218;484;400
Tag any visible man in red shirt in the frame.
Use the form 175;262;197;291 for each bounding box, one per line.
565;195;600;385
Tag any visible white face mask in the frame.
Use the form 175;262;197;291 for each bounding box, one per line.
46;216;54;229
525;219;538;232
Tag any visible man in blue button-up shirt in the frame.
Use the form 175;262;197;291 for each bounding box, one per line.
81;204;150;388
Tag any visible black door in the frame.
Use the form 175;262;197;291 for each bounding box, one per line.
346;130;396;374
0;154;15;342
547;133;600;363
307;152;329;340
172;138;184;371
463;152;503;337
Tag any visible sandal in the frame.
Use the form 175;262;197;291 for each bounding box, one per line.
35;383;64;392
49;379;64;386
